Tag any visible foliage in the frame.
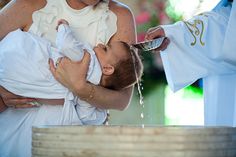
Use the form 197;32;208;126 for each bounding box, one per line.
165;0;183;22
135;0;174;96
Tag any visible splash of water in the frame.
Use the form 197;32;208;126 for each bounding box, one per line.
130;46;144;106
141;112;144;119
137;81;144;105
130;46;145;128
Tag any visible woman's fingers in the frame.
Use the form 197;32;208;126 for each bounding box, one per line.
0;86;36;107
49;58;56;77
6;98;36;105
0;97;7;112
81;50;91;68
14;104;36;108
48;51;90;92
49;58;64;81
3;98;36;107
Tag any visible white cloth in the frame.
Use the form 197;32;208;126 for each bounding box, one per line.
0;25;106;125
55;24;107;125
161;0;236;126
0;0;117;156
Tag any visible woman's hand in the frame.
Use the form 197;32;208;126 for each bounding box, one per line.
145;26;170;51
0;86;36;108
49;50;91;94
0;96;7;112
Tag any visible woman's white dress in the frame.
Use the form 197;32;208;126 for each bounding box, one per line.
0;0;117;156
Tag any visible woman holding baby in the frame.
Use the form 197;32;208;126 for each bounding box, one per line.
0;0;138;156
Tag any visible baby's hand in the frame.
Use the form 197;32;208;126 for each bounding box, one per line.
56;19;69;31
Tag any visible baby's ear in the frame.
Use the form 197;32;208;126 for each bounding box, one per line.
102;64;114;75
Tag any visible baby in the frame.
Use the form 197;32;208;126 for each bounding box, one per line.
55;19;143;90
0;19;143;125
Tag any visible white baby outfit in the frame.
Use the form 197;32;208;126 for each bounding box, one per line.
0;0;117;156
0;23;105;125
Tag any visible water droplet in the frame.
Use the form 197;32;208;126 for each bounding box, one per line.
130;46;145;126
141;113;144;119
139;97;144;105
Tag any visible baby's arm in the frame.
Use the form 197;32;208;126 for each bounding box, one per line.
56;19;86;61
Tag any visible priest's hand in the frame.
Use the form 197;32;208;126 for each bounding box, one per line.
145;26;170;51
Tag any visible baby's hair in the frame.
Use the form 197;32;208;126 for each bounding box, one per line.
104;41;143;90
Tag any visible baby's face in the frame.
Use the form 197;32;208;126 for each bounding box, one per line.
94;42;127;69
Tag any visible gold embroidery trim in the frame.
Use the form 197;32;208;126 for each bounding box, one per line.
184;14;207;46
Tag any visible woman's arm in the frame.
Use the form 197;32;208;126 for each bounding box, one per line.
0;0;46;39
87;0;137;110
0;0;47;107
49;1;137;110
108;0;137;44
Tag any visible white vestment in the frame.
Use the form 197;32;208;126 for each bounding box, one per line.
0;0;117;156
161;0;236;126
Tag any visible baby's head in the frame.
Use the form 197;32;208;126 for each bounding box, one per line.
94;41;143;90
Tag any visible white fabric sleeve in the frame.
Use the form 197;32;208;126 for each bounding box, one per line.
161;11;236;92
56;24;85;61
75;98;107;125
222;1;236;66
60;92;83;125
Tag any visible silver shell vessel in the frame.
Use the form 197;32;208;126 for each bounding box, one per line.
133;37;165;51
